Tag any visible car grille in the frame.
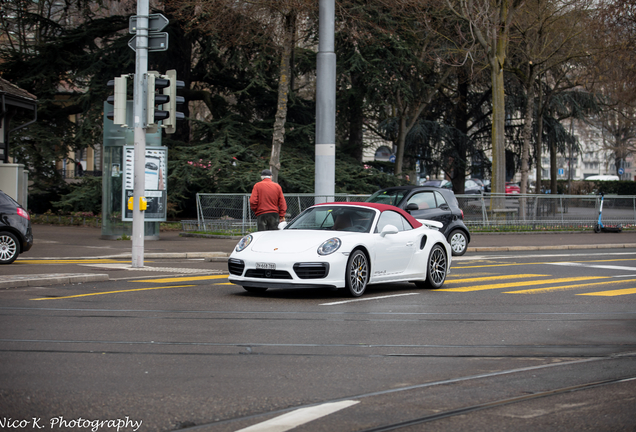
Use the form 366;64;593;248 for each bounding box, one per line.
293;262;329;279
244;269;293;279
228;258;245;276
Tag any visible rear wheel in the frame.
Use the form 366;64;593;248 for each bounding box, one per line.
243;286;268;293
448;229;467;256
0;232;19;265
345;249;368;297
415;244;447;289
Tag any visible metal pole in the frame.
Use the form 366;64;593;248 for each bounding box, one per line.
315;0;335;203
131;0;148;267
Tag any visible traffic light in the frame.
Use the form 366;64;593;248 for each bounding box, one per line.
162;69;185;134
106;75;128;126
146;71;170;131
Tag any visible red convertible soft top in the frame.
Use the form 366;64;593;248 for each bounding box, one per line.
314;202;422;229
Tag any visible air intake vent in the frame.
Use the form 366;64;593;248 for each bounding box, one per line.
293;262;329;279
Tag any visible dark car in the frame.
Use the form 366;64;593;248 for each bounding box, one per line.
421;179;452;189
0;190;33;264
366;186;471;256
464;179;484;194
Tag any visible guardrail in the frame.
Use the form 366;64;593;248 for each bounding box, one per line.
183;193;635;235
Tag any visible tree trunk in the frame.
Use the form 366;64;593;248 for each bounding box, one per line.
269;12;295;183
491;57;506;202
452;67;469;194
520;65;535;219
535;78;544;194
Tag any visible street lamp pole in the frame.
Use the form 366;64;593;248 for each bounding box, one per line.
131;0;148;267
315;0;335;203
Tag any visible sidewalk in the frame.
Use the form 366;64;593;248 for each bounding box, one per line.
2;224;636;289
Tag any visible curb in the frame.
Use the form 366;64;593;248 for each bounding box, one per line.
0;273;109;290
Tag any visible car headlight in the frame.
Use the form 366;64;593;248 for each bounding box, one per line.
235;235;253;252
317;237;341;255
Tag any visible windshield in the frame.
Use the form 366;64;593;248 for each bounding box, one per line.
365;189;407;206
286;206;376;233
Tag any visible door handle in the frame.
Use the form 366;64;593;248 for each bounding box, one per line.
406;241;414;246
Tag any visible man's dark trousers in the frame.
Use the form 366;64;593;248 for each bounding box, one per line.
257;212;279;231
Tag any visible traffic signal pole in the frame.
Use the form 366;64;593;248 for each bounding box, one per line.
131;0;149;268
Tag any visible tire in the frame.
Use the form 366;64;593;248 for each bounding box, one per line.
243;286;268;293
448;229;468;256
345;249;369;297
415;244;448;289
594;224;601;233
0;232;20;265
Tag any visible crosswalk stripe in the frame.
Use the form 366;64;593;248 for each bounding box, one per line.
548;262;636;272
504;278;636;294
17;259;127;264
235;400;359;432
445;274;546;284
131;275;228;283
436;276;609;292
578;288;636;296
31;285;197;300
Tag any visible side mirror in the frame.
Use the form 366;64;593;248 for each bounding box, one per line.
380;224;399;237
405;203;418;212
278;221;288;230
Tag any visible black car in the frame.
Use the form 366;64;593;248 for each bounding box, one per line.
0;190;33;264
366;186;471;256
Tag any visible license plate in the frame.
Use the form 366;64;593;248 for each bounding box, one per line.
256;262;276;270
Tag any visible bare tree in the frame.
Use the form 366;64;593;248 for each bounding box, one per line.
445;0;524;197
509;0;596;201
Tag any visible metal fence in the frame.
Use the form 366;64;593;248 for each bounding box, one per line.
182;193;636;235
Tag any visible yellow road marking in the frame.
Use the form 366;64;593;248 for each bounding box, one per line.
31;285;196;300
18;259;129;264
132;275;228;283
504;278;636;294
445;274;546;284
578;288;636;296
437;276;609;292
457;258;636;269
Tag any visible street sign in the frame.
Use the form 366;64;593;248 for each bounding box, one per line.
619;168;625;175
128;33;169;52
558;168;564;176
129;13;169;34
389;155;396;163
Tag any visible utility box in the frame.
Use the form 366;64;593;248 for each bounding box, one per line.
0;163;28;208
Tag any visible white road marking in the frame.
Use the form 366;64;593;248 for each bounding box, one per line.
235;400;359;432
456;251;636;261
548;262;636;272
321;292;419;306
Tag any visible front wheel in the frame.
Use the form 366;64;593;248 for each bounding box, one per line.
345;250;369;297
0;232;19;264
448;229;467;256
415;244;448;289
594;224;601;233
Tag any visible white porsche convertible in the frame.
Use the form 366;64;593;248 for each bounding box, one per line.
228;202;452;297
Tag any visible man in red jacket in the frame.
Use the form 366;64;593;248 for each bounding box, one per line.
249;169;287;231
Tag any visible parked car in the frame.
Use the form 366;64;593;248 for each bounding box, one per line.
365;186;471;256
0;190;33;264
228;202;451;297
464;179;484;194
505;182;521;194
422;179;452;189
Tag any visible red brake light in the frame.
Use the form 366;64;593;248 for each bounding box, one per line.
460;209;464;219
17;207;30;220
